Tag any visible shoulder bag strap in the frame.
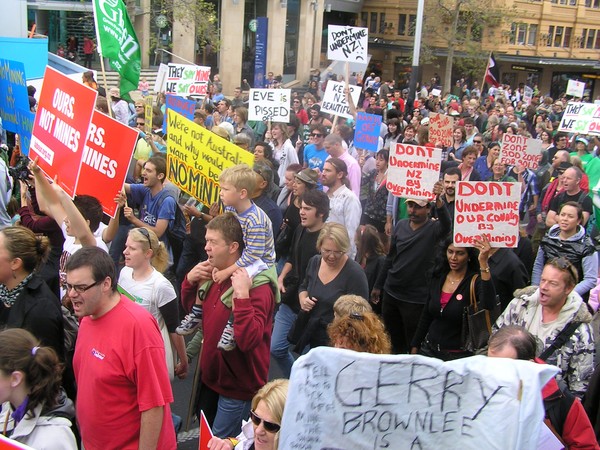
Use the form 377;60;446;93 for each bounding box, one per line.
469;274;479;312
539;321;582;362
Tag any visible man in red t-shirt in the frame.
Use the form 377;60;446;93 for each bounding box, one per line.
67;247;176;450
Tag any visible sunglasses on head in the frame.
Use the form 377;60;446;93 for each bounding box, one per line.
551;257;578;284
249;410;280;433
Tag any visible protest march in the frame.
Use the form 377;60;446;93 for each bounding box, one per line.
2;2;600;449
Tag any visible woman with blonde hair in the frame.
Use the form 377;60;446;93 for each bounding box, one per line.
117;227;188;379
208;379;289;450
266;122;299;187
0;328;76;449
292;223;369;351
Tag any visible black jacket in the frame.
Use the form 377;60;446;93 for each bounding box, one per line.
411;270;496;351
0;274;64;360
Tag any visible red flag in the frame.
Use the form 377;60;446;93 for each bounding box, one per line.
485;53;501;88
199;410;213;450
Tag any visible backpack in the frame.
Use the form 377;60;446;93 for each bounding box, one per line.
62;305;79;357
155;190;187;264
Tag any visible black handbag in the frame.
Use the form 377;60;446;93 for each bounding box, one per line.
461;274;500;353
275;219;293;257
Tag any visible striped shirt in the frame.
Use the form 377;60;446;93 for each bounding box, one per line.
226;204;275;275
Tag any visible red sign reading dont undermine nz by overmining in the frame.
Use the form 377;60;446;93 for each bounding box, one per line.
29;66;98;197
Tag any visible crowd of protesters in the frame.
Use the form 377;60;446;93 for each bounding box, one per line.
1;66;600;449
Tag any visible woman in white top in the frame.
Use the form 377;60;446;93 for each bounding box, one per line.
266;123;299;187
118;228;188;379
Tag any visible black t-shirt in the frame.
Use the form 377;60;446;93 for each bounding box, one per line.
549;190;593;216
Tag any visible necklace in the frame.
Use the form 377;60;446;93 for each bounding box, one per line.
446;276;464;285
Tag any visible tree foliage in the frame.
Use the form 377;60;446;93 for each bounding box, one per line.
421;0;513;92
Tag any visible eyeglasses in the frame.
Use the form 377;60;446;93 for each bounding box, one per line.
321;249;344;257
551;257;578;284
136;122;145;127
137;227;152;249
310;133;323;137
64;280;102;294
249;410;280;433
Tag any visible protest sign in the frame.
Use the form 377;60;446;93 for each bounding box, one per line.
280;347;558;450
166;110;254;206
523;86;533;106
248;89;291;122
386;143;442;200
0;58;29;133
454;181;521;247
144;95;154;134
76;111;137;218
154;63;168;93
164;63;211;97
431;88;441;97
566;79;585;98
428;112;454;148
29;66;97;197
15;108;34;156
327;25;368;63
320;81;361;119
500;134;542;170
162;94;196;132
558;102;600;135
354;112;382;152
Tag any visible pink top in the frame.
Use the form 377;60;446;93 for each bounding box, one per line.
440;291;453;310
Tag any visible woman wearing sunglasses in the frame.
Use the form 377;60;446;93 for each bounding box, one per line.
117;228;188;379
208;379;289;450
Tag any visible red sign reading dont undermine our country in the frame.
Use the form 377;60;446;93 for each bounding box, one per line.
75;111;138;218
29;66;98;197
453;181;521;248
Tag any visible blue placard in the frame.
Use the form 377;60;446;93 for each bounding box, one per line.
0;59;29;133
163;94;197;132
253;17;268;89
15;108;35;156
354;112;382;153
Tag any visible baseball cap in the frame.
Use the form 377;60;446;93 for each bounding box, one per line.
575;137;589;146
405;198;429;207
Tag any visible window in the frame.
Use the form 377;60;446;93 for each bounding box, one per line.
594;0;600;8
528;24;538;45
370;12;377;33
569;0;576;6
563;27;572;47
554;26;563;47
361;12;368;28
581;29;587;48
509;23;517;44
398;14;406;35
517;23;527;44
547;26;554;46
596;29;600;48
472;22;482;42
408;15;416;36
587;29;596;48
379;13;386;33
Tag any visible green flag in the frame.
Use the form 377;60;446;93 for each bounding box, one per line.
93;0;141;101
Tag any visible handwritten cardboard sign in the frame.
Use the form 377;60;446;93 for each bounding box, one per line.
523;86;533;106
248;88;291;122
387;143;442;200
165;63;211;97
566;79;585;98
162;94;196;132
354;112;382;152
320;81;361;119
500;134;542;170
75;111;138;218
558;102;600;135
15;108;34;156
327;25;368;63
0;58;29;133
144;95;154;134
279;348;557;450
29;66;98;197
454;181;521;248
166;110;254;206
154;63;168;93
428;112;454;148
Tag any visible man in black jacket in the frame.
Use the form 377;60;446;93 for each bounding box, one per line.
372;181;450;353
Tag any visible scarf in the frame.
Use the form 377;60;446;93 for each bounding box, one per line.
0;273;34;308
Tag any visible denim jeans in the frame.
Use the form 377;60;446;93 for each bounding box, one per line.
270;303;297;378
212;395;252;438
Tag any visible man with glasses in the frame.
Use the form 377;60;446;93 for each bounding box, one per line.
493;258;595;397
67;247;176;449
303;124;328;172
547;132;569;163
